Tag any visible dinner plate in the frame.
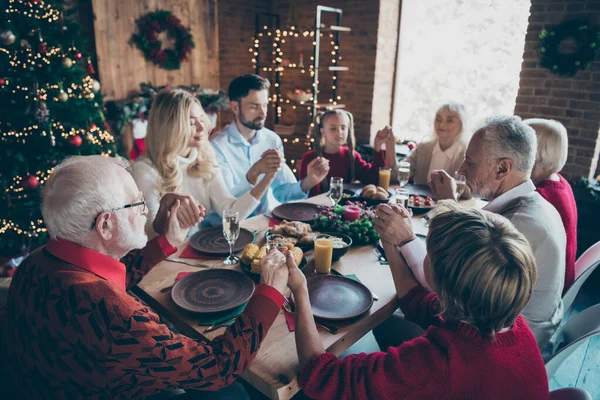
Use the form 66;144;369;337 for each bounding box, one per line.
272;202;322;223
189;227;255;255
306;274;374;321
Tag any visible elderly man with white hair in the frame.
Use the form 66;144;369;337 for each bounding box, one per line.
375;116;566;352
1;155;291;400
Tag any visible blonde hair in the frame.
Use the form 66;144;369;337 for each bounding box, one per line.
426;200;537;339
523;118;569;175
433;102;470;143
145;89;219;194
311;110;356;181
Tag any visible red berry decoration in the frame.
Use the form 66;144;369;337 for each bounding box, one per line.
69;135;82;147
75;51;82;59
407;141;417;150
24;175;39;190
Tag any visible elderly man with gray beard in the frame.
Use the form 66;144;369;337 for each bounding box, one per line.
376;116;565;354
1;155;291;400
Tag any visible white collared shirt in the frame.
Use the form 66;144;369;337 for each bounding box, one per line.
398;179;536;292
427;140;464;178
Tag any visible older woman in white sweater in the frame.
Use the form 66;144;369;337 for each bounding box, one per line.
132;89;279;238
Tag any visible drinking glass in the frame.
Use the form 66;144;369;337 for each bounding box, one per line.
395;188;410;208
397;161;411;188
328;177;344;206
378;167;392;191
266;234;286;252
455;172;467;198
314;234;333;274
222;209;240;265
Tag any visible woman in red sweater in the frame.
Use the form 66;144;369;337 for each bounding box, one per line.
525;118;578;293
298;110;397;196
287;201;548;400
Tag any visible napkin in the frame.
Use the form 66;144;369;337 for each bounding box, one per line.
179;244;223;260
268;217;281;227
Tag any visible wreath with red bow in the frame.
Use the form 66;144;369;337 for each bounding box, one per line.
131;10;195;70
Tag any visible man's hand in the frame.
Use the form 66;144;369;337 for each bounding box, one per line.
374;203;416;247
246;149;285;185
285;250;307;294
301;157;330;192
164;200;191;247
259;248;289;295
155;193;205;234
374;126;394;152
429;170;457;201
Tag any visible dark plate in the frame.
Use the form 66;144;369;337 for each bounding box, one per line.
272;202;322;223
306;274;374;321
404;184;435;199
241;257;307;283
171;269;255;314
189;227;255;255
338;189;358;206
407;195;435;214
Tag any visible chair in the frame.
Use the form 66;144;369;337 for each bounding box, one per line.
549;388;593;400
545;304;600;379
562;241;600;315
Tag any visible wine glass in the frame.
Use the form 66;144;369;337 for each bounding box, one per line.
397;161;411;188
222;209;240;265
454;172;467;199
328;177;344;206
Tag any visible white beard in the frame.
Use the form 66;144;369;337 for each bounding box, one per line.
116;214;148;250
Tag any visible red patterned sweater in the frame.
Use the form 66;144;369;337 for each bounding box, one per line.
300;287;549;400
1;236;284;399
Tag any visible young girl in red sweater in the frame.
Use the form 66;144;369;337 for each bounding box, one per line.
287;201;549;400
298;110;397;196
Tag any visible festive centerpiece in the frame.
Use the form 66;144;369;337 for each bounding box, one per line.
313;201;380;246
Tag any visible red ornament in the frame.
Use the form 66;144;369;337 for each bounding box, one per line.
24;175;39;190
30;0;42;3
69;135;82;147
75;51;82;59
0;78;5;85
407;141;417;150
90;123;97;130
38;42;47;54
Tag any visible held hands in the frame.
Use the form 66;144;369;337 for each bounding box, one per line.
163;200;198;247
285;250;307;294
303;157;330;191
429;170;457;201
373;203;416;247
247;149;285;185
155;193;205;235
374;126;395;152
259;248;289;295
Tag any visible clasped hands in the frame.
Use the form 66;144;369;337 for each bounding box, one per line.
373;203;416;248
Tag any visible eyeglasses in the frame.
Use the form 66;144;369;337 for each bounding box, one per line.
90;196;147;230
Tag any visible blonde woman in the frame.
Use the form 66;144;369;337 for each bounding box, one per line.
405;102;469;187
132;89;278;238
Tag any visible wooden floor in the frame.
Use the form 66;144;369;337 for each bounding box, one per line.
246;268;600;400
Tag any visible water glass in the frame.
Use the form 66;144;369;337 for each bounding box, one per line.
328;177;344;206
395;188;410;208
455;172;467;198
266;234;286;252
397;161;410;188
222;209;240;265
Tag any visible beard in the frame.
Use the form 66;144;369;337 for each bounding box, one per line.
116;214;148;251
239;111;265;131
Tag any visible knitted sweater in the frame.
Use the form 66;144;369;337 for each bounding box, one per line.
300;287;549;400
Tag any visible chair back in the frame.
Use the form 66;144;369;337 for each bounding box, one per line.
545;304;600;379
562;241;600;314
549;387;592;400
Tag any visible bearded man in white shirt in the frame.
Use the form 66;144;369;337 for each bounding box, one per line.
375;115;565;352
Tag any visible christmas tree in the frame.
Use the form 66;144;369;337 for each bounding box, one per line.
0;0;116;258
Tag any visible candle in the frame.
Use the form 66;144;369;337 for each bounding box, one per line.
344;206;361;222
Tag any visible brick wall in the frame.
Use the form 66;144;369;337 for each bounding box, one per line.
514;0;600;180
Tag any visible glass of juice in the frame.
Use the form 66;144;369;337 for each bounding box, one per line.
378;167;392;191
314;235;333;274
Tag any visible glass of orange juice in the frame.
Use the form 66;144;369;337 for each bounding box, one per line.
379;167;392;190
314;235;333;274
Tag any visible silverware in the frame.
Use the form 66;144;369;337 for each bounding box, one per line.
331;269;379;301
165;258;211;268
203;316;238;332
283;300;339;334
160;285;174;293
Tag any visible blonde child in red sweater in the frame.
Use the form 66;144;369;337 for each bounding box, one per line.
287;201;549;400
299;110;397;196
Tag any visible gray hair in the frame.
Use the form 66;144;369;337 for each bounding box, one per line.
42;156;131;245
478;116;537;176
523;118;569;175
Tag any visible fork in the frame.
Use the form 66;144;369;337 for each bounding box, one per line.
283;300;339;334
165;258;211;268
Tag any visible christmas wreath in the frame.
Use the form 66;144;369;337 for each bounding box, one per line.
538;19;600;77
131;10;194;70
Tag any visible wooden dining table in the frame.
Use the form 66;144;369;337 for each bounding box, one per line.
132;190;486;400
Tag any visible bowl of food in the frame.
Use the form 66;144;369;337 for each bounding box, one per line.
319;232;352;261
357;184;392;206
407;194;435;214
240;242;306;282
338;189;357;206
